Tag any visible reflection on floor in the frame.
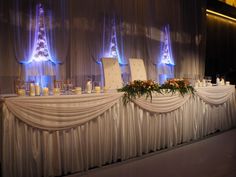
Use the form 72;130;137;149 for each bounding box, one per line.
66;128;236;177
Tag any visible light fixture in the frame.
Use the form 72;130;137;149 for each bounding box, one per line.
206;9;236;22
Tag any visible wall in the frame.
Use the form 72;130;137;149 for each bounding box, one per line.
205;11;236;84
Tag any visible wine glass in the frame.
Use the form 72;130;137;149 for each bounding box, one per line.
67;78;74;94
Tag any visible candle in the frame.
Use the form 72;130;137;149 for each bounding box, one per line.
95;86;101;93
53;88;60;95
30;83;35;96
199;82;203;87
75;87;82;94
43;87;49;96
86;81;92;94
220;78;225;86
35;84;41;96
202;79;206;87
17;89;26;96
216;77;220;85
103;86;108;93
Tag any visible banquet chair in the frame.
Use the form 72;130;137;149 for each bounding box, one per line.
129;58;147;81
101;58;123;90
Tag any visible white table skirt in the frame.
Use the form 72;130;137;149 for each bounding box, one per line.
1;86;236;177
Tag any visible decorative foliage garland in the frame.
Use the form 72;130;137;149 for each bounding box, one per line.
118;79;195;103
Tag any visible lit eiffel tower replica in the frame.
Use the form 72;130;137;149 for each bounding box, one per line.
25;3;55;87
30;3;53;63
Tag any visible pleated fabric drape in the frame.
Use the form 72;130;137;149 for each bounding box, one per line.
1;86;236;177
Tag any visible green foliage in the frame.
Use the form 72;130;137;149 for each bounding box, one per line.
118;79;195;103
117;80;160;103
160;79;195;96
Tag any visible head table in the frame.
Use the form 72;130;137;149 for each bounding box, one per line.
0;85;236;177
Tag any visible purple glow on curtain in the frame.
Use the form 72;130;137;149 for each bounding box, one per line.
28;4;55;64
157;25;175;84
101;15;126;65
45;0;69;65
108;18;122;63
11;0;69;65
11;0;35;64
23;3;56;87
160;25;175;66
11;0;69;88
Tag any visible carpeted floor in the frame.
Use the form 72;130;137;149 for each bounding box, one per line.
66;128;236;177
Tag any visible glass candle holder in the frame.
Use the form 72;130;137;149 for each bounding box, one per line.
17;89;26;96
95;86;101;93
43;87;49;96
75;87;82;94
53;88;60;95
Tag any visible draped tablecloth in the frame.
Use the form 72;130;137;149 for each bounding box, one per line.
0;85;236;177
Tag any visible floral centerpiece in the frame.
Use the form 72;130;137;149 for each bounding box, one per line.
160;78;195;96
117;80;160;103
118;78;195;103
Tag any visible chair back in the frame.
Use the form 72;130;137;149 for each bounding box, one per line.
101;58;123;90
129;58;147;81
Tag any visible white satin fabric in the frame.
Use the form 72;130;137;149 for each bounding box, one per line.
133;92;190;113
195;85;235;105
4;93;123;130
1;86;236;177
